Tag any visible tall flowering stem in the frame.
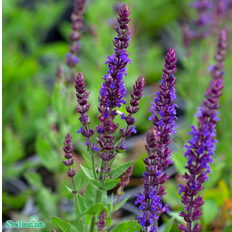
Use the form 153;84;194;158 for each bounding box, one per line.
75;73;99;178
63;133;84;232
96;4;144;179
178;29;227;232
66;0;86;81
135;48;178;232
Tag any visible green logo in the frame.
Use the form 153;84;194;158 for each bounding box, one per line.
6;216;45;228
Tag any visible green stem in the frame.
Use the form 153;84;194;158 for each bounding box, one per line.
109;194;121;217
91;153;97;179
71;177;84;232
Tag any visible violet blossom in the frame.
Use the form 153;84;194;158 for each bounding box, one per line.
178;29;227;232
66;0;86;81
96;4;144;164
63;133;76;179
135;48;178;231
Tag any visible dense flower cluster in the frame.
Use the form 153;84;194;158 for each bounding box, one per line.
178;29;227;232
99;3;132;116
63;133;76;178
66;0;86;75
117;164;134;196
95;5;144;174
135;48;178;231
119;76;145;138
95;210;107;232
75;73;97;151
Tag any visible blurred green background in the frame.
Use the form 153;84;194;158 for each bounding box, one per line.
2;0;232;231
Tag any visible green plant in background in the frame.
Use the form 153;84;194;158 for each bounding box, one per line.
2;0;232;232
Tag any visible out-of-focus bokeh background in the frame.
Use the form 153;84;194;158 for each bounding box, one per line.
2;0;232;231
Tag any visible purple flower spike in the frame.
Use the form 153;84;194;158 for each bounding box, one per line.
63;133;76;178
178;29;227;231
75;73;94;145
99;4;132;116
136;49;178;231
120;76;145;138
95;210;107;232
66;0;86;81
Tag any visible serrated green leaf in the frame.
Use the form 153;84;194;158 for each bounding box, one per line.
114;196;130;211
78;194;86;213
110;220;142;232
163;217;175;232
24;172;42;190
101;191;108;206
82;153;92;168
111;161;134;179
84;182;97;209
103;179;120;191
51;216;75;232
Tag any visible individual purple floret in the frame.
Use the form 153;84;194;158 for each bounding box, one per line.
178;29;227;232
63;133;76;179
75;72;95;150
135;48;178;231
99;3;132;115
95;210;107;232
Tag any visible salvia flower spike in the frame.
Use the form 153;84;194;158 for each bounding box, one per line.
76;72;96;151
66;0;87;81
178;29;227;232
95;210;107;232
99;3;132;117
63;133;76;179
135;48;178;231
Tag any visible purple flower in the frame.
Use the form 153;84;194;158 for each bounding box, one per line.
63;133;76;178
66;0;87;79
99;4;132;113
136;48;178;231
95;210;107;232
178;29;227;231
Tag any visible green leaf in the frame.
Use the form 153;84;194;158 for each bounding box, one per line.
84;182;97;209
110;220;142;232
169;211;185;225
163;217;175;232
103;179;120;191
114;196;130;211
35;135;58;172
76;203;109;219
24;172;42;190
101;191;108;206
78;194;86;213
63;182;73;194
51;83;66;117
85;203;108;216
202;199;219;225
76;159;95;181
51;217;75;232
82;153;92;168
36;188;58;219
111;161;134;179
106;218;112;226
